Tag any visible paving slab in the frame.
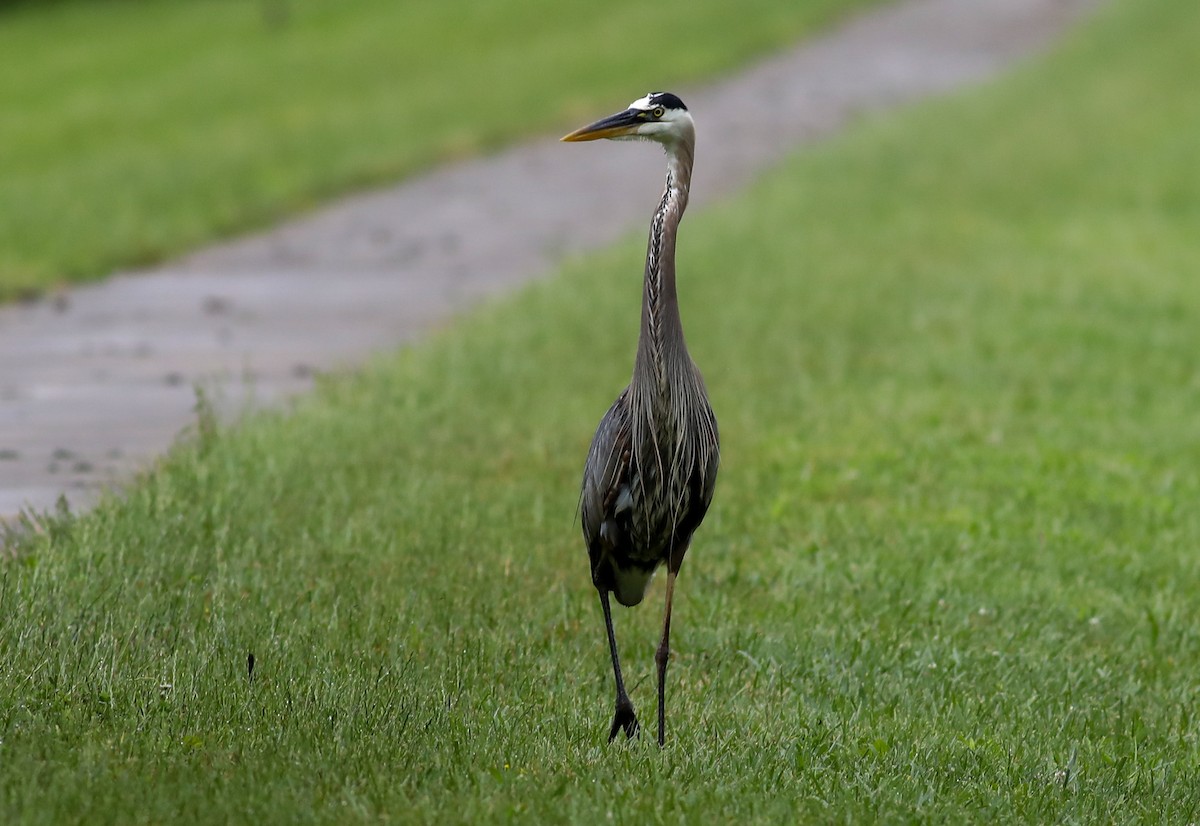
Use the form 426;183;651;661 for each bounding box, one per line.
0;0;1098;521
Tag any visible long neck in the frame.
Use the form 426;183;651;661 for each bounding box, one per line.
632;138;694;395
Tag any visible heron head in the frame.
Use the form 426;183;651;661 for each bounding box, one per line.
561;92;692;146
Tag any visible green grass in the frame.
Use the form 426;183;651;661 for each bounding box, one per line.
0;0;878;299
5;0;1200;821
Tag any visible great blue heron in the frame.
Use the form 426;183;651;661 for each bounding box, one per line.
563;92;720;746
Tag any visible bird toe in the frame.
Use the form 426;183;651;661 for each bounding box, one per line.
608;701;640;743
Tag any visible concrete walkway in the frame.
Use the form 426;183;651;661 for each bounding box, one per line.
0;0;1097;520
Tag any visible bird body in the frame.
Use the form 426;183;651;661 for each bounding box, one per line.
564;92;719;745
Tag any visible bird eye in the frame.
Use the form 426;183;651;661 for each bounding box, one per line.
652;106;666;118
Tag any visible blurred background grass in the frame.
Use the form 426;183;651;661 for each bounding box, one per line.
0;0;881;299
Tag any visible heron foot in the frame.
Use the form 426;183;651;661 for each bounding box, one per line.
607;699;639;742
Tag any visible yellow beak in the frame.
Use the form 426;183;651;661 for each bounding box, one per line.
561;108;643;142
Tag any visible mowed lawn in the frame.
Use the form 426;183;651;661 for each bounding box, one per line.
0;0;879;298
4;0;1200;821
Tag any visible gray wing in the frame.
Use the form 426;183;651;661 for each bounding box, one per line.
677;402;720;550
580;388;632;564
698;407;720;514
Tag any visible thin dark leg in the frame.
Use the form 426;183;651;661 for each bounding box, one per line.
655;569;678;747
599;588;639;741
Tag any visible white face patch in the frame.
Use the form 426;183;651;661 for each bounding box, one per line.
628;93;658;111
626;92;688;121
613;92;694;144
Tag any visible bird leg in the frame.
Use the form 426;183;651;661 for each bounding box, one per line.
599;588;639;741
655;568;678;747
